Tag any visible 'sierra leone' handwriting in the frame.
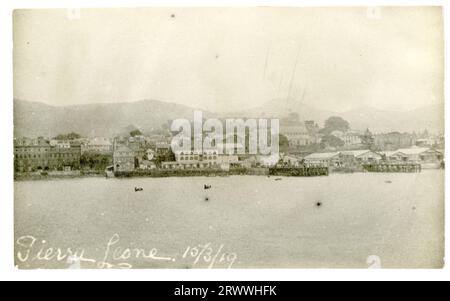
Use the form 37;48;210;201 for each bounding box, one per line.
15;234;237;269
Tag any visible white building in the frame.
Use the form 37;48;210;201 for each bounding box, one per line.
281;124;318;146
341;150;382;163
381;151;408;162
394;147;443;164
331;130;362;147
304;152;341;166
49;140;71;148
161;150;239;170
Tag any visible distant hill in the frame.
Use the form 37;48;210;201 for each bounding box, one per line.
13;99;214;138
14;98;444;138
223;97;444;134
338;104;444;134
222;97;333;122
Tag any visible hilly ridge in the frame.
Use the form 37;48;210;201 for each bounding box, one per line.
14;98;444;138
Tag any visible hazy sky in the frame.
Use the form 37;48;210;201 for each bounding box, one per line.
13;7;443;112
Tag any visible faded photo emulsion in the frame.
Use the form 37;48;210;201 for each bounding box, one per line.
13;7;444;269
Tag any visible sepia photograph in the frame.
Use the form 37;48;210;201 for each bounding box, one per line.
13;6;444;269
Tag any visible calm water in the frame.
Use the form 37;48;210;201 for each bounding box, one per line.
15;170;444;268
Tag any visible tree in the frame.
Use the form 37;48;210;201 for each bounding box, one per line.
320;135;344;148
130;129;143;137
279;134;290;148
322;116;350;135
360;128;374;149
80;151;112;170
53;132;81;140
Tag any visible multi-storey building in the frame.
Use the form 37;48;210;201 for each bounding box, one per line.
113;145;135;172
14;137;81;172
374;132;416;151
48;144;81;170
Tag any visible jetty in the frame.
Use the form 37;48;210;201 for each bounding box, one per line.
269;166;329;177
362;163;421;173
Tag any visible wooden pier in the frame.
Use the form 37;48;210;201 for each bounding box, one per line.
269;166;329;177
362;163;421;173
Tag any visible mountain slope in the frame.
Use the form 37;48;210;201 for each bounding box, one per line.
225;97;444;133
14;99;214;138
13;98;444;138
338;104;444;133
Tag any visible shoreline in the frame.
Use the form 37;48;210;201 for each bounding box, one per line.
14;171;106;181
14;166;438;181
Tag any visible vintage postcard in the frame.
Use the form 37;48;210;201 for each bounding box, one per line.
13;7;444;269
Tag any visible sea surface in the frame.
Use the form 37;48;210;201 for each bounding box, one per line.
14;170;444;268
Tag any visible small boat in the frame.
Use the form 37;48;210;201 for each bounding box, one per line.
205;196;209;201
384;180;392;184
274;178;282;181
135;187;143;192
204;184;212;190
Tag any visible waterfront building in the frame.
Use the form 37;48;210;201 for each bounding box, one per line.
374;132;416;150
160;161;181;169
14;137;81;172
14;137;51;172
304;152;341;167
161;150;241;170
303;151;358;168
394;147;443;165
48;144;81;171
280;124;319;146
381;151;408;162
218;154;239;170
113;145;135;172
280;114;321;147
415;135;444;148
166;150;220;169
331;130;363;148
139;160;156;170
341;150;382;163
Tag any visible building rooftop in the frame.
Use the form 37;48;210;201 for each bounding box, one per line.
381;151;407;157
341;150;373;157
395;147;433;155
114;145;133;153
88;137;112;146
304;152;340;159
